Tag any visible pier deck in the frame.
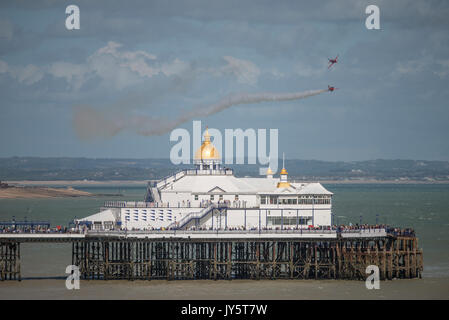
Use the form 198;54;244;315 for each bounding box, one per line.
0;229;423;281
0;228;389;242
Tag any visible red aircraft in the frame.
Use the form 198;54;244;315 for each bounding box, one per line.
328;85;338;92
328;55;338;69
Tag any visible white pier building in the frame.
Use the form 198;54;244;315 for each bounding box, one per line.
77;129;333;231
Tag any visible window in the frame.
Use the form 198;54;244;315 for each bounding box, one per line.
194;195;198;200
235;195;239;201
261;195;266;204
267;216;309;226
219;194;223;201
210;195;214;201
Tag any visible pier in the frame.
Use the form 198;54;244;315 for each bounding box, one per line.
0;229;423;281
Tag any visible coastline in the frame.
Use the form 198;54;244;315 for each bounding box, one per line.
5;180;149;187
5;179;449;187
0;186;93;199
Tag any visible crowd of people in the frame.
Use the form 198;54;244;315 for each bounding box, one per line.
115;224;415;236
0;225;83;234
0;222;415;237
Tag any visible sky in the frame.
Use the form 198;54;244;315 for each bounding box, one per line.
0;0;448;162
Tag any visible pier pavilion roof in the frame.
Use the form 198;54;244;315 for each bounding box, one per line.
160;174;332;196
295;183;333;195
160;174;274;193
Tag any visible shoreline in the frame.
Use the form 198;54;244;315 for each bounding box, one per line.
0;186;94;199
5;179;449;187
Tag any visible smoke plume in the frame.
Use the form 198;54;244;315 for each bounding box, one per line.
73;89;328;140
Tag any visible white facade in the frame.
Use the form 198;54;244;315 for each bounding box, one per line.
78;170;333;231
77;129;333;231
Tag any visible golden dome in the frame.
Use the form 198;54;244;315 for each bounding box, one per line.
194;127;221;161
280;168;288;175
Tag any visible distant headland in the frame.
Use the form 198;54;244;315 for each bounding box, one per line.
0;182;93;199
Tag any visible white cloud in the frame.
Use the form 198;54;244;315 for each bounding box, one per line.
434;59;449;78
14;64;44;84
47;62;89;90
269;68;285;79
84;41;190;88
0;60;45;85
294;61;326;77
0;41;189;90
221;56;261;85
90;41;160;80
395;59;427;75
0;43;285;90
392;56;449;79
161;58;189;76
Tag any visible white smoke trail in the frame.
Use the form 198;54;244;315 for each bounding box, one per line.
201;89;328;117
74;88;328;139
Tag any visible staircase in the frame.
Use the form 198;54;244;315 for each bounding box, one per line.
151;187;161;203
169;204;221;230
144;183;161;203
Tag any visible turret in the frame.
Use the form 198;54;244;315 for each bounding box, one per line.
277;154;290;188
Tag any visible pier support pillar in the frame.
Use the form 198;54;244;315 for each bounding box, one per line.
0;241;21;281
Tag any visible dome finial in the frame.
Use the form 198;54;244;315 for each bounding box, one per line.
204;126;211;143
283;152;285;169
280;153;288;175
194;125;221;162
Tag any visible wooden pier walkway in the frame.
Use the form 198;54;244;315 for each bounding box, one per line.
0;230;423;281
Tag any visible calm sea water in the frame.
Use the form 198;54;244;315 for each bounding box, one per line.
1;184;448;280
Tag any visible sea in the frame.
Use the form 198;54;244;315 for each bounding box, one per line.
1;183;448;299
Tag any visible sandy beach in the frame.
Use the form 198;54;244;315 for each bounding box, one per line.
5;180;449;187
5;180;149;187
0;186;93;199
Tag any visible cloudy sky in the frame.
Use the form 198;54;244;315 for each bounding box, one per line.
0;0;448;161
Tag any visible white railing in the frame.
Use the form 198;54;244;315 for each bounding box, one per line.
155;168;234;190
168;204;216;229
156;170;186;189
339;228;388;238
184;169;233;176
103;201;162;208
87;229;337;236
